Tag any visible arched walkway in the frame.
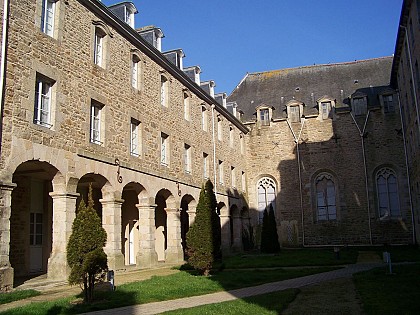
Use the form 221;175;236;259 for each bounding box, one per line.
180;194;196;259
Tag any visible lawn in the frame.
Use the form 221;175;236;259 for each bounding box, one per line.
0;290;40;305
354;263;420;315
0;267;335;315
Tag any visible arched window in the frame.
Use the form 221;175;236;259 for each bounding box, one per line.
315;173;337;221
257;177;276;223
376;168;400;218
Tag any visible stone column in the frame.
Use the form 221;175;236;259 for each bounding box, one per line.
0;182;16;291
187;205;197;226
165;208;183;263
47;192;78;280
100;198;125;271
231;214;242;252
219;214;231;256
136;204;158;268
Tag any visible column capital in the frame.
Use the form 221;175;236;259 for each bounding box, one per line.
0;182;16;191
165;207;179;214
49;192;79;199
99;198;124;205
136;203;157;210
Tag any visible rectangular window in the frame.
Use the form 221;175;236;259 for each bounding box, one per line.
161;133;169;166
90;101;103;144
183;92;190;121
240;134;244;155
217;117;222;140
231;166;236;188
229;127;234;148
131;56;140;89
219;160;224;185
383;95;395;113
41;0;55;37
130;118;140;156
202;107;208;131
184;144;191;174
352;97;367;116
203;153;209;179
160;75;168;107
289;106;300;122
30;213;43;246
94;29;104;67
34;76;53;127
241;171;246;191
260;109;270;125
320;102;331;119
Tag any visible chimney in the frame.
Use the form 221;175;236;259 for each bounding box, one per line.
215;93;227;107
200;80;216;98
108;1;138;28
163;49;185;70
183;66;201;85
137;25;164;52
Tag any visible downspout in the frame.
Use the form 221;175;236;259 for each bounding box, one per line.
397;92;416;244
211;105;217;193
400;25;420;137
286;118;306;246
0;0;10;157
350;111;373;245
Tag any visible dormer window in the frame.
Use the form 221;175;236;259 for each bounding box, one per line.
183;66;201;85
286;100;304;123
381;94;395;114
260;108;270;125
163;49;185;70
351;96;367;116
108;2;138;28
316;96;335;120
200;81;216;98
137;26;164;52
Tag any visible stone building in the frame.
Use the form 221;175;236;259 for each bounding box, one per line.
0;0;416;292
0;0;248;291
391;0;420;244
228;57;414;247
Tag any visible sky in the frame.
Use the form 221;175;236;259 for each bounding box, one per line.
102;0;403;95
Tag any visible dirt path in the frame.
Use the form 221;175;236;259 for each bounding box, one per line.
282;277;365;315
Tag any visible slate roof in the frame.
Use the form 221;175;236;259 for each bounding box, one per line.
227;57;394;122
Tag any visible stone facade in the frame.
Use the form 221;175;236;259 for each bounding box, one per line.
0;0;247;290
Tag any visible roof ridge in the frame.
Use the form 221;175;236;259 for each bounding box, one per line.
248;56;393;76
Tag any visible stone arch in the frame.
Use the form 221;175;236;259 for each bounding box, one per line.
154;189;174;261
180;194;196;258
229;204;241;251
241;207;254;251
10;160;61;281
121;182;147;266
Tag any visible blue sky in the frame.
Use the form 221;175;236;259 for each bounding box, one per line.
102;0;403;95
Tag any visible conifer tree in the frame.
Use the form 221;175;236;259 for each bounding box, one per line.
186;180;221;275
67;185;108;302
260;204;280;253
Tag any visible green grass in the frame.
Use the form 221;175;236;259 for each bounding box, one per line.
161;289;300;315
354;263;420;315
221;248;358;269
0;290;40;305
374;245;420;262
0;267;336;315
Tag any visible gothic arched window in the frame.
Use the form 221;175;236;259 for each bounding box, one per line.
376;168;400;218
315;173;337;221
257;177;276;223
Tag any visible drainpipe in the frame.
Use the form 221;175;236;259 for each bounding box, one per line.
397;92;416;244
350;111;373;245
400;25;420;137
0;0;10;157
286;118;306;246
211;105;217;193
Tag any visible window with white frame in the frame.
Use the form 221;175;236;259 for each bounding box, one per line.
160;132;169;166
41;0;56;37
382;94;395;113
202;106;208;131
376;168;400;218
94;28;105;67
315;173;337;221
241;171;246;191
160;75;168;107
184;143;191;174
229;126;234;148
320;102;331;119
203;153;209;179
231;166;236;188
352;97;367;116
90;101;103;144
240;134;244;155
183;92;190;121
288;106;300;122
130;118;141;156
218;160;224;185
217;117;222;140
131;55;140;89
34;75;53;127
257;177;276;223
259;108;270;126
